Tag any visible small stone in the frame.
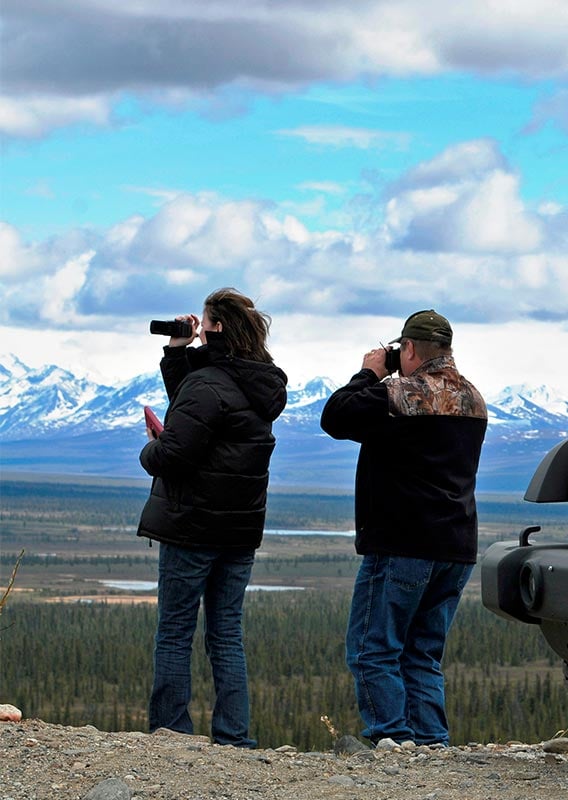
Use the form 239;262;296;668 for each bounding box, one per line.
328;775;355;787
0;704;22;722
542;737;568;754
401;740;416;750
152;727;206;740
83;778;132;800
251;754;272;764
375;737;398;751
351;749;376;761
334;734;370;755
463;753;489;764
274;744;297;752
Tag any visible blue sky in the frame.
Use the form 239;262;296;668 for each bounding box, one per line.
1;1;567;396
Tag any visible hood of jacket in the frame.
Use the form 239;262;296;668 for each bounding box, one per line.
202;332;288;422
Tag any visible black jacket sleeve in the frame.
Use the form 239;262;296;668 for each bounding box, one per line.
320;369;391;443
140;377;224;478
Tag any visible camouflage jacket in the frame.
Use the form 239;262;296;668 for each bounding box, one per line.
386;356;487;420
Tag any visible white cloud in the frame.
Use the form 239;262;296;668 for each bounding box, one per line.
390;139;506;192
384;140;543;254
3;1;567;135
0;94;112;137
1;138;566;331
0;223;40;281
41;252;93;324
454;171;542;253
3;310;568;397
105;216;145;251
278;126;411;150
430;1;568;76
268;314;568;397
297;181;345;195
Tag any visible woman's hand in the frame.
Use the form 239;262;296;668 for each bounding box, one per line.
168;314;200;347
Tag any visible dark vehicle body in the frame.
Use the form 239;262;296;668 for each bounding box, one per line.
481;439;568;680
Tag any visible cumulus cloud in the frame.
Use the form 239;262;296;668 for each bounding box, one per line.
384;140;543;254
2;0;568;135
41;252;93;324
0;223;41;281
1;138;566;329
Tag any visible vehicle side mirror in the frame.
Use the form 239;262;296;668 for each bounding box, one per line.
524;439;568;503
481;439;568;680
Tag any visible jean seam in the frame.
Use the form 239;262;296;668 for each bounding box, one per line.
356;556;378;730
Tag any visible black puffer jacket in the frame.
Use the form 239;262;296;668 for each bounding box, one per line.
137;333;287;549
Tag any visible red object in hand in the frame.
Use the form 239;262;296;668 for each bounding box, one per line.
144;406;164;438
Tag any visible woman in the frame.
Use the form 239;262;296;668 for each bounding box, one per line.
137;288;287;747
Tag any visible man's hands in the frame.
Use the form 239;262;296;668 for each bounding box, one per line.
362;348;389;380
168;314;200;347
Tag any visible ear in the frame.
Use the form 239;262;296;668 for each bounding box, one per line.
405;340;416;359
216;321;223;332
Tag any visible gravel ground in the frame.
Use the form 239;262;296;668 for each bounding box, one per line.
1;719;567;800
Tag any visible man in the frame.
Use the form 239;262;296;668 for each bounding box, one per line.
320;310;487;747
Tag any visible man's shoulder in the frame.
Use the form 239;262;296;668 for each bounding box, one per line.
387;363;487;419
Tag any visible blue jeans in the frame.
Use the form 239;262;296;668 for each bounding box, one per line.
149;543;256;747
346;554;473;746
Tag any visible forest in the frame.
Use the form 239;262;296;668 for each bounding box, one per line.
1;594;566;751
1;477;567;751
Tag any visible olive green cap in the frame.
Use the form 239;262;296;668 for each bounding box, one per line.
389;309;453;345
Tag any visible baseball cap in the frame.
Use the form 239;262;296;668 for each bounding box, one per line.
389;309;453;345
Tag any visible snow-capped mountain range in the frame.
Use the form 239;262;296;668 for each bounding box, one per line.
1;354;567;492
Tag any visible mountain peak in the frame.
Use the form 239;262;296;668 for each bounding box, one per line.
287;376;337;408
1;356;567;490
0;353;30;382
488;383;568;418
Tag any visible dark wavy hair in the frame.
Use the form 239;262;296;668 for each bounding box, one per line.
203;288;274;363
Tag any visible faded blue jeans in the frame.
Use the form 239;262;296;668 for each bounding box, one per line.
149;543;256;747
346;554;473;746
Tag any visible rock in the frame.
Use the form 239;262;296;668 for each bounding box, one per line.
334;734;370;755
275;744;297;753
2;720;568;800
375;737;398;751
328;775;355;787
542;737;568;754
401;740;417;751
83;777;132;800
0;704;22;722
